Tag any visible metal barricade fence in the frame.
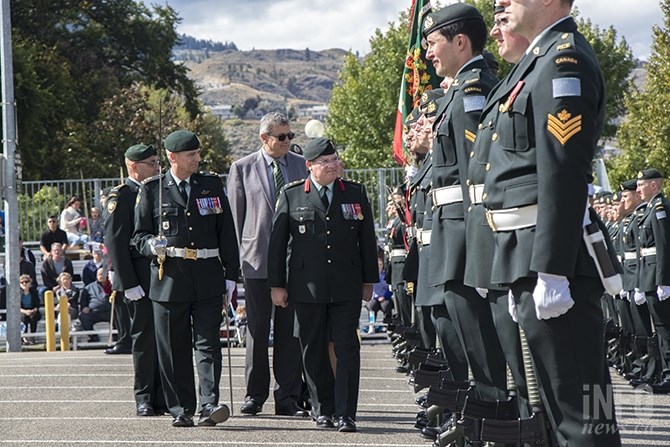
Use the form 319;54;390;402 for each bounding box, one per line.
19;168;405;244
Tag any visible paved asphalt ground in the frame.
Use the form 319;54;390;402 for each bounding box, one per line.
0;340;669;447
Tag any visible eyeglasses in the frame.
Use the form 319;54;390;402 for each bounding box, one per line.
493;17;509;28
312;156;340;166
20;280;30;284
269;132;296;142
137;159;160;166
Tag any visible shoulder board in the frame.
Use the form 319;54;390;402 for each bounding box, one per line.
285;179;305;189
555;31;575;52
463;69;482;85
110;183;127;192
142;174;161;185
197;170;219;177
341;178;362;185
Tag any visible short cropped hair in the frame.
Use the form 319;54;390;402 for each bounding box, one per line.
259;112;290;136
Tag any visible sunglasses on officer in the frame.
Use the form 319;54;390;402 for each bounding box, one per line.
269;131;296;142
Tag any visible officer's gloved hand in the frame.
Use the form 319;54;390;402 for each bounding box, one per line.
148;236;167;257
507;289;518;323
475;287;488;298
634;288;647;305
620;289;629;300
125;285;145;301
657;285;670;301
532;273;574;320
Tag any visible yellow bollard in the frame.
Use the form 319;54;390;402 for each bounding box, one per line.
58;296;70;351
44;291;56;352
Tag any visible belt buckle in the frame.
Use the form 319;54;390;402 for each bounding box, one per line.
184;248;198;260
485;210;497;231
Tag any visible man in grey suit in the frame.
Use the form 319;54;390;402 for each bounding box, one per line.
227;112;309;416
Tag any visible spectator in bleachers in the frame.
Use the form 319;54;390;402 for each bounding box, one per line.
19;274;41;344
82;248;104;286
364;256;393;333
19;235;36;265
40;243;74;301
60;196;88;248
55;271;80;323
88;206;104;244
39;216;68;257
79;267;112;342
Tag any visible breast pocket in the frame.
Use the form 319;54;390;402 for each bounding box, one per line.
434;125;457;167
499;91;531;152
290;210;315;238
154;207;179;237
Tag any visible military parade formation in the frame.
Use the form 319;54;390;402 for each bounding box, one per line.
23;1;662;446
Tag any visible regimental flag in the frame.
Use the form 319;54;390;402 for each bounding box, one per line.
392;0;441;166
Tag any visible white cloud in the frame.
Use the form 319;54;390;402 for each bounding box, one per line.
166;0;663;59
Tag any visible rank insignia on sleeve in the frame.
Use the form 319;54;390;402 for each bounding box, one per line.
465;129;476;143
107;201;116;214
547;109;582;145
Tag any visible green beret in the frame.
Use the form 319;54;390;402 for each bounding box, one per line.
620;179;637;191
164;130;200;153
124;144;157;161
303;137;337;161
423;3;484;39
420;90;444;118
637;168;664;180
405;107;421;125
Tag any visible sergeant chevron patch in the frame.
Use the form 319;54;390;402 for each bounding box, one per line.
465;129;476;143
547;109;582;145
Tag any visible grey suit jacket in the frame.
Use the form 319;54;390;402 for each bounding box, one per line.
228;148;308;279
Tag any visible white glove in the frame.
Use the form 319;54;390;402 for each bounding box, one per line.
225;279;236;305
619;290;629;300
148;236;167;257
125;285;145;301
634;288;647;305
107;270;115;284
475;287;488;298
532;273;574;320
657;286;670;301
507;289;518;323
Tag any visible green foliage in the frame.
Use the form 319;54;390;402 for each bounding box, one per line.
613;0;670;191
328;16;408;169
18;186;65;242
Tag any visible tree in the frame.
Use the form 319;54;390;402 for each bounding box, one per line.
328;15;408;168
611;0;670;189
10;0;201;179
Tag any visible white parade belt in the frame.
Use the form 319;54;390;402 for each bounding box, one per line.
623;251;637;261
391;248;407;257
640;247;656;257
432;185;463;206
468;184;484;205
418;229;431;246
485;204;538;232
166;247;219;260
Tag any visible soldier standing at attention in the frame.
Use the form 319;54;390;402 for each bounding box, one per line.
104;144;166;416
423;2;508;401
267;138;378;433
134;130;239;427
635;168;670;394
483;0;621;445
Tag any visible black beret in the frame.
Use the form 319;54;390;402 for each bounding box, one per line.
164;130;200;153
405;107;421;125
620;179;638;191
423;3;484;39
303;137;337;161
124;144;157;161
494;1;505;15
637;168;664;180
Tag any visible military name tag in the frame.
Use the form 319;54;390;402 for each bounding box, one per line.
196;197;223;216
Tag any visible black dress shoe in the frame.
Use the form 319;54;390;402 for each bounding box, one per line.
316;415;335;429
337;416;357;432
172;413;194;427
630;377;654;387
136;402;155;417
198;404;230;426
104;344;132;355
623;372;641;381
648;380;670;394
275;402;309;417
420;425;440;440
240;399;262;415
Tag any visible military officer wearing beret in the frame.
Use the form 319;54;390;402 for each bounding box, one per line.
268;137;378;433
104;144;166;416
482;1;621;445
423;2;508;402
635;168;670;394
134;130;239;427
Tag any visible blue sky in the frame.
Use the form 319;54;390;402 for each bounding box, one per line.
163;0;662;60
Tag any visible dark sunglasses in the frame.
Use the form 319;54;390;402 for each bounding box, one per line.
270;131;295;142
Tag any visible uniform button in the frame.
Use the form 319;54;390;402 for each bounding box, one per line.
326;217;330;221
492;133;498;141
533;47;540;55
488;121;492;126
466;179;471;186
327;259;332;264
470;151;475;158
468;206;472;212
190;242;195;246
478;123;483;130
187;212;191;217
327;245;331;249
327;231;331;235
482;193;488;200
486;163;491;171
189;227;193;231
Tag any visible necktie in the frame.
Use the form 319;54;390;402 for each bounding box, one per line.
320;186;330;209
179;180;189;204
272;159;285;201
